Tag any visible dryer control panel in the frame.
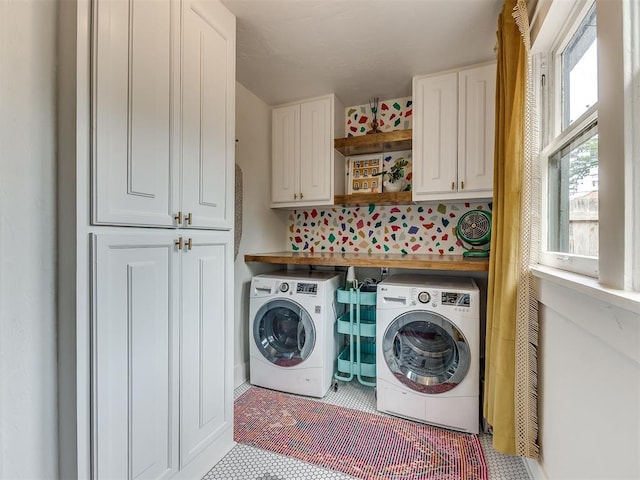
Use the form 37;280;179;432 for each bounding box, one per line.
296;282;318;295
389;287;471;309
441;291;471;307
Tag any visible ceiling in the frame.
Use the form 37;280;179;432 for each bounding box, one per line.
220;0;503;107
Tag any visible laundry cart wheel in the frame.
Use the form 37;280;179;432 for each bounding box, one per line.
332;379;339;392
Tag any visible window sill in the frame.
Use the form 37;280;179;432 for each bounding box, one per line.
531;264;640;314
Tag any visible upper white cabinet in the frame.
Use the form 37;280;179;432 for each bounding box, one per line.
92;0;235;230
412;72;458;199
458;64;496;194
412;62;496;202
272;104;300;205
92;0;177;228
181;0;235;229
271;94;345;208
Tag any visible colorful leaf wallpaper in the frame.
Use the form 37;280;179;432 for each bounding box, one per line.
288;202;492;255
345;96;412;136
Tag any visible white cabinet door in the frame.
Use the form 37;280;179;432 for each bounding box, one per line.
412;72;458;199
300;97;332;203
271;94;342;208
93;234;179;480
93;0;235;231
458;63;496;195
272;104;300;204
93;0;179;227
180;233;233;467
181;0;236;230
412;63;495;202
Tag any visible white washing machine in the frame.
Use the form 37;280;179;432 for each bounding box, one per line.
249;270;343;398
376;274;480;433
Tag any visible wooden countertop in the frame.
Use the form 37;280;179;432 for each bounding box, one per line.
244;251;489;271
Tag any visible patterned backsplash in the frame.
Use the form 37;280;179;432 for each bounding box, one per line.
288;202;492;255
345;96;412;136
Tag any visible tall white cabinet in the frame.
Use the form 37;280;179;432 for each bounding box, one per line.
271;94;345;208
412;62;496;202
58;0;236;478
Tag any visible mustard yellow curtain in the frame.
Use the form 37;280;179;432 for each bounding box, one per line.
483;0;529;456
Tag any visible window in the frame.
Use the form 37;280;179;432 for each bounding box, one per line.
534;0;640;293
561;4;597;128
547;122;598;257
540;1;599;277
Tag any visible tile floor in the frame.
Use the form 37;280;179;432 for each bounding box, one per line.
203;381;532;480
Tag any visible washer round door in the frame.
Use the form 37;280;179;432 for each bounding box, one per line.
253;298;316;367
382;311;470;394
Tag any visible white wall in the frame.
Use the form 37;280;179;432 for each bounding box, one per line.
531;278;640;480
0;1;59;478
233;82;288;387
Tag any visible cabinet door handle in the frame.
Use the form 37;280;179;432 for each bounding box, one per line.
461;181;465;189
294;193;297;200
451;182;455;190
174;211;183;224
185;238;193;250
185;212;192;225
175;237;183;250
300;192;304;199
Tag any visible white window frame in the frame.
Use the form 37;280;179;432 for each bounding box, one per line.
538;0;599;278
539;108;599;277
532;0;640;296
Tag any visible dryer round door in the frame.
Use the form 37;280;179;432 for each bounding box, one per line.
253;298;316;367
382;311;470;394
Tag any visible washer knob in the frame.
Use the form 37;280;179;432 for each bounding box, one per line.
417;291;431;304
279;282;289;293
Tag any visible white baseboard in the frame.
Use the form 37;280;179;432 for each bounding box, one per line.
234;361;248;389
524;457;548;480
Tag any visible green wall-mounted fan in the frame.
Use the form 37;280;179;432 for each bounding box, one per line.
455;210;492;258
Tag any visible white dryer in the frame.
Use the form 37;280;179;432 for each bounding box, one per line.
249;270;343;398
376;274;480;433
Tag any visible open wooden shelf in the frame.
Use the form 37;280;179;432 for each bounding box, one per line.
334;190;412;206
334;130;412;156
244;251;489;271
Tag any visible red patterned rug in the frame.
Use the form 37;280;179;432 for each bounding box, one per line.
234;386;488;480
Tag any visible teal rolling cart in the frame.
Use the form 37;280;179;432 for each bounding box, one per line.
333;287;377;388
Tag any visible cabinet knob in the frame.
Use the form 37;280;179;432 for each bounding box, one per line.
300;192;304;199
174;211;183;224
461;181;465;190
185;212;193;225
451;182;455;190
185;238;193;250
294;193;297;200
175;237;183;250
